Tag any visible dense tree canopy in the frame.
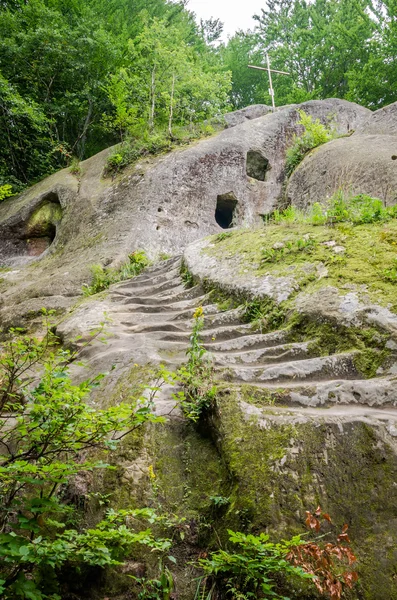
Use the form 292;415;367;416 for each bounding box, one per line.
221;0;397;111
0;0;230;190
1;0;397;191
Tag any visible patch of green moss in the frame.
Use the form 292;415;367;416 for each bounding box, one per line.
353;348;390;378
211;390;397;597
151;420;229;521
203;220;397;312
26;202;62;236
211;390;296;527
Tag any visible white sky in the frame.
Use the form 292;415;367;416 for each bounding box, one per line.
185;0;265;40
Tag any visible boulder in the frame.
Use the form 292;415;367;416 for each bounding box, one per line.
0;98;370;326
287;134;397;208
356;100;397;136
223;104;273;127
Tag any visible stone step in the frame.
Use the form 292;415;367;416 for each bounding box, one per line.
109;296;209;313
112;276;182;297
116;264;182;289
203;330;289;352
158;323;257;343
113;284;206;306
215;352;359;384
211;341;311;366
142;255;181;275
227;376;397;409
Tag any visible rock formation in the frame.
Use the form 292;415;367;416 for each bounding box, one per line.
287;101;397;208
2;97;397;599
0;98;369;326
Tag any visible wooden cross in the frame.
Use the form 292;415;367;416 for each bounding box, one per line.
248;54;290;111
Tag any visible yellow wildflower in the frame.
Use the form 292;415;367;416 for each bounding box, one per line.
193;306;204;319
148;465;156;480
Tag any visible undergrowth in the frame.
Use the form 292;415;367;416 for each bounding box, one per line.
104;123;217;178
83;250;150;295
268;191;397;228
285;110;338;176
177;306;217;422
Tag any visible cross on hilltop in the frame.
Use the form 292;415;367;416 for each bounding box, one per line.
248;54;290;111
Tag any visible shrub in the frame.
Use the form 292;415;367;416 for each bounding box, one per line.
103;123;216;177
68;157;81;177
0;317;168;600
267;191;397;228
0;184;13;203
198;508;358;600
83;250;150;296
286;111;338;176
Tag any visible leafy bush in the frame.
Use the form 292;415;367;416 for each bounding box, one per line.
68;157;81;177
0;184;13;203
83;250;150;295
286;111;338;176
198;508;358;600
104;123;216;177
0;317;168;600
269;192;397;228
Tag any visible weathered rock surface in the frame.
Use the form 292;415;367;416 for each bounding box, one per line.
60;242;397;598
3;97;397;598
356;99;397;135
287;134;397;207
180;232;397;597
224;104;273;127
0;98;369;327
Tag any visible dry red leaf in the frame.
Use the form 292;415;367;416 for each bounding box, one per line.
323;513;332;523
287;508;358;600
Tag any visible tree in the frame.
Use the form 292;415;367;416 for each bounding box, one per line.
0;73;54;189
105;18;231;139
221;0;379;109
0;320;168;599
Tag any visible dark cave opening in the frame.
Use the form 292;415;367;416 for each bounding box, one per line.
215;193;238;229
246;150;270;181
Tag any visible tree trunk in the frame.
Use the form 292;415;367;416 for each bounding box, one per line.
149;66;156;132
168;71;175;138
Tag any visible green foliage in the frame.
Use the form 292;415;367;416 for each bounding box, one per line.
262;237;318;264
83;250;150;295
104;123;217;177
177;307;217;422
209;495;230;508
0;0;229;187
68;157;81;177
242;298;286;333
245;0;376;107
0;184;13;202
198;529;311;600
132;563;175;600
286;110;337;176
0;317;168;599
270;192;397;228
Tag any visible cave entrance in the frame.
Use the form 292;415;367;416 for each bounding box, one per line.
21;192;62;256
215;193;238;229
246;150;269;181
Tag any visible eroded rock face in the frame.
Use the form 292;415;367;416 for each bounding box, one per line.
287;134;397;208
0;99;370;326
223;104;273;128
356;100;397;135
